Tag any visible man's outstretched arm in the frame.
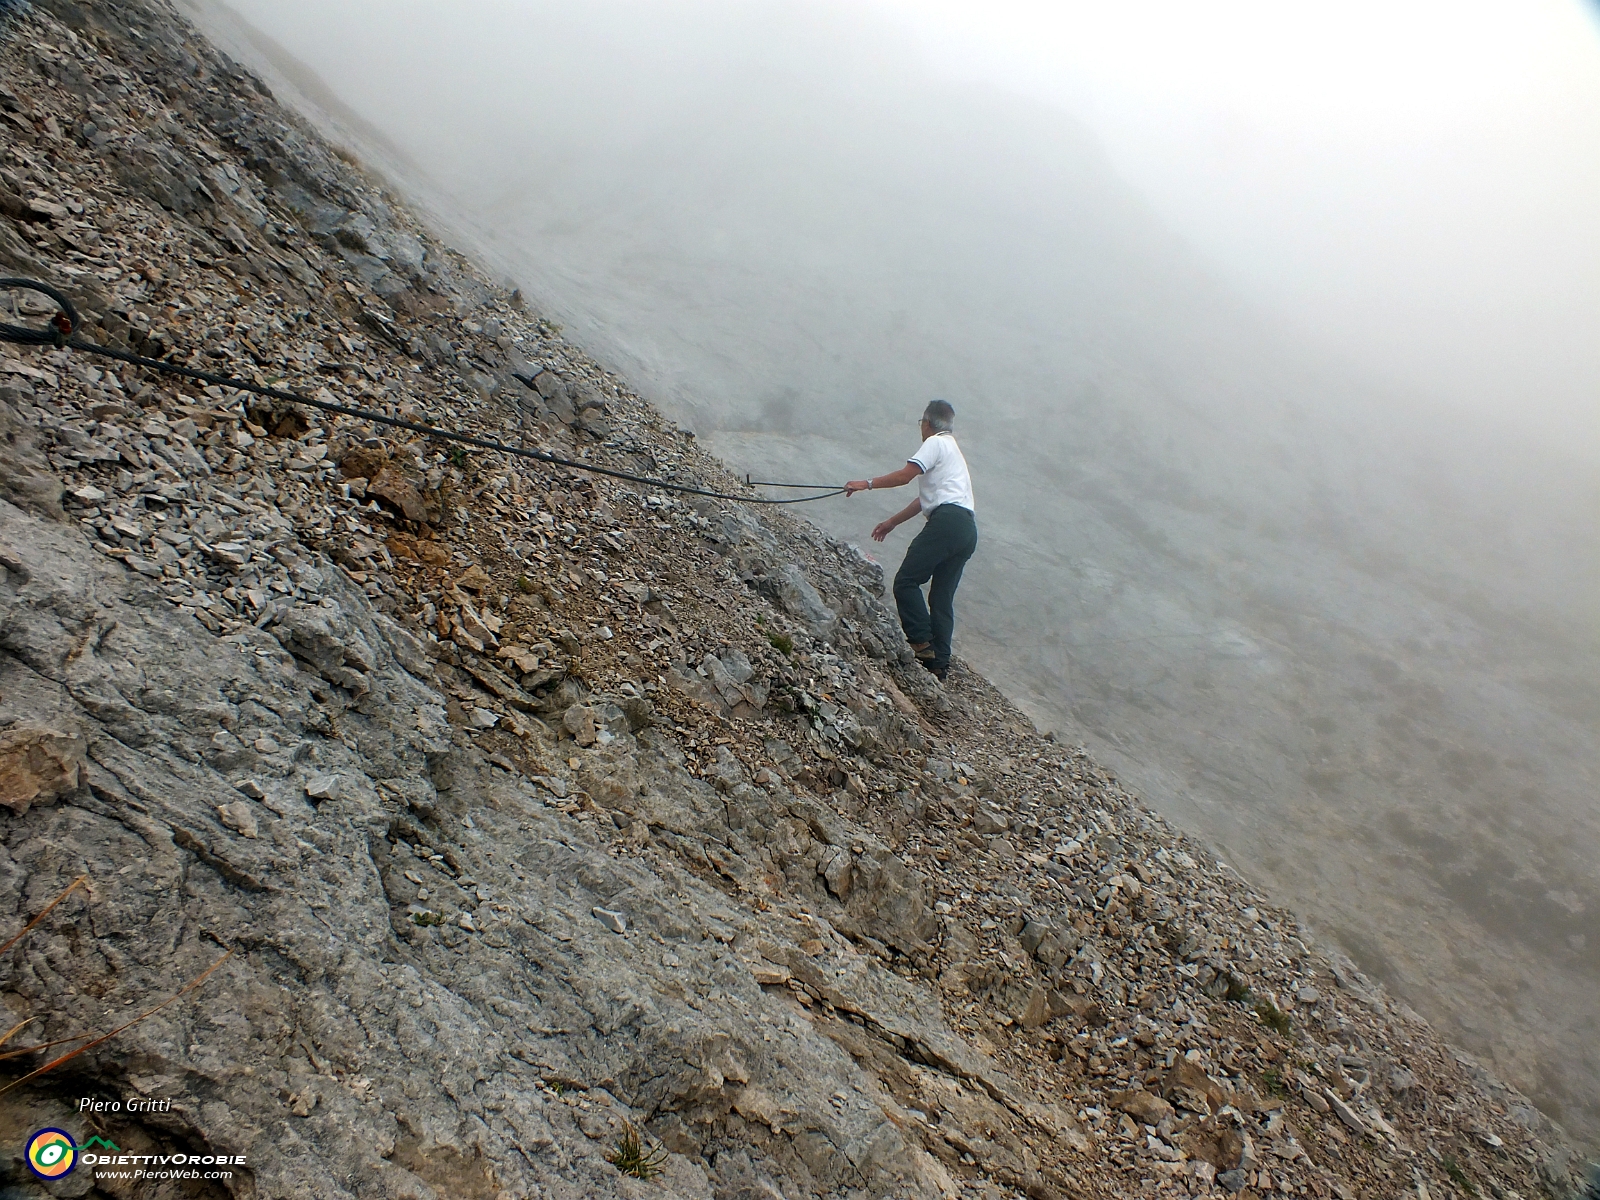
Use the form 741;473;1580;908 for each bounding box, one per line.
845;461;921;496
872;498;922;542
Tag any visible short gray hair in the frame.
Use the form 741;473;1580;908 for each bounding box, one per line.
923;399;955;432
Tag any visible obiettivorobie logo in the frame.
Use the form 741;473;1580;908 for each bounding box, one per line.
23;1128;245;1182
26;1128;76;1179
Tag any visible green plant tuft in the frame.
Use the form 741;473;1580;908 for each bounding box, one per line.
1223;974;1252;1004
1262;1067;1287;1096
516;574;536;594
766;631;794;657
1442;1156;1477;1196
607;1123;668;1180
1254;999;1293;1036
449;446;469;468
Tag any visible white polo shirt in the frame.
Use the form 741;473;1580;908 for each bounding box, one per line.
909;432;975;514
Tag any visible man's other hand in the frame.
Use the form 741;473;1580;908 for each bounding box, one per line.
844;479;871;497
871;520;895;542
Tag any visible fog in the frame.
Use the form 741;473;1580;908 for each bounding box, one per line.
884;0;1600;459
185;0;1600;1145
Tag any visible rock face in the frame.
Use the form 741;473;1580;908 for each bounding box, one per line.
0;390;65;517
0;724;84;813
0;2;1589;1199
0;482;1043;1200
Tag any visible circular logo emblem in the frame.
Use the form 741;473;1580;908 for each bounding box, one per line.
26;1128;77;1179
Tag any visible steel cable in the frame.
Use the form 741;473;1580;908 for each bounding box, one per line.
0;277;845;505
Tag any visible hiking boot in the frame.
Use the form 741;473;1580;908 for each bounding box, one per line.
923;660;948;682
910;641;936;662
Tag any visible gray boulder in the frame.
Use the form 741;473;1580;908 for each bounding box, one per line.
0;393;64;519
773;562;838;639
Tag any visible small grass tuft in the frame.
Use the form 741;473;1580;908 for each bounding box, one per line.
1262;1067;1288;1097
449;446;469;468
766;630;794;657
607;1122;668;1180
1255;999;1293;1036
1223;974;1252;1004
1442;1155;1477;1195
516;574;536;594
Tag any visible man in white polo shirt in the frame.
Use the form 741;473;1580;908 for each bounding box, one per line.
845;400;978;682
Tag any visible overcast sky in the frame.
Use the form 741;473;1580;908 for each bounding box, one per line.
872;0;1600;458
221;0;1600;461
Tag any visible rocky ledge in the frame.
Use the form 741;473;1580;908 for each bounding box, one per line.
0;1;1593;1198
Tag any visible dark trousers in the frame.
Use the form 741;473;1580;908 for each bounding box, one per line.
893;504;977;671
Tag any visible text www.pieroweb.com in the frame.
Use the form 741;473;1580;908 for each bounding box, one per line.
86;1152;242;1181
